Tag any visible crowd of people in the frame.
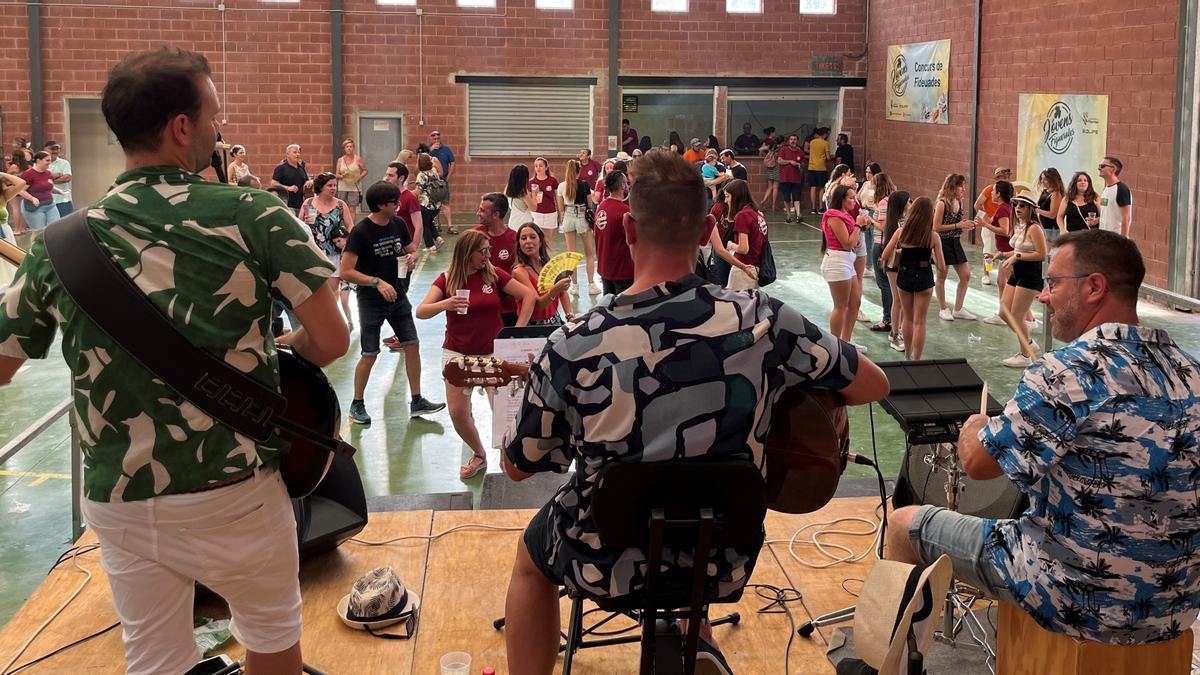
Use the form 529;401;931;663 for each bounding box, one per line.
0;47;1189;675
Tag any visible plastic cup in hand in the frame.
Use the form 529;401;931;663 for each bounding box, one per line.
455;289;470;314
440;652;471;675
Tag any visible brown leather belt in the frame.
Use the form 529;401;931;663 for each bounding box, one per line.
183;468;257;494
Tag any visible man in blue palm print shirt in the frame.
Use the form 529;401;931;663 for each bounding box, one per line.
888;230;1200;645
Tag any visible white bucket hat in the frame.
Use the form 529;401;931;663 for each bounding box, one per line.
854;555;953;674
337;566;421;635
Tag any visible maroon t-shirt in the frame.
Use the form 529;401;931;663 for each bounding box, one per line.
594;197;633;281
528;176;559;214
396;189;422;241
733;206;768;267
20;168;54;204
622;128;638;153
709;201;729;239
579;160;602;191
433;267;514;355
777;145;804;184
992;203;1013;252
474;224;519;314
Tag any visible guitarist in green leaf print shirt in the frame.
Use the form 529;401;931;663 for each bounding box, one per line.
0;48;348;674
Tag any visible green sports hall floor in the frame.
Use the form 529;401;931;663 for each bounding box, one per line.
1;212;1198;628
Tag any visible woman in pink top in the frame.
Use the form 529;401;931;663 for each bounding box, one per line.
820;183;864;349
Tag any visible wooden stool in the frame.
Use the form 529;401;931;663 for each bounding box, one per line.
996;602;1194;675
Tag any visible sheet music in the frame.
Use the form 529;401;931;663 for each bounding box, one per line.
490;336;550;449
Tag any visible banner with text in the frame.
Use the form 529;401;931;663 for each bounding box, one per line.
1016;94;1109;189
885;39;951;124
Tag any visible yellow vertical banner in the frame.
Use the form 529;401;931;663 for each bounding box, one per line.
1016;94;1109;188
885;39;951;124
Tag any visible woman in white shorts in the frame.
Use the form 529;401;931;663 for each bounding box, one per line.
821;183;865;349
556;159;597;293
527;157;560;247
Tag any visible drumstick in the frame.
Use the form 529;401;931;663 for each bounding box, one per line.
998;304;1038;360
980;382;988;416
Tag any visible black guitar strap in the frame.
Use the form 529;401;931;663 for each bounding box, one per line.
42;210;290;444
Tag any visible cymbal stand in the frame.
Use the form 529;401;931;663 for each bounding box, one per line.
924;443;997;673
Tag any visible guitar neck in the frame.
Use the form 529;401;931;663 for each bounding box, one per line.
0;237;25;268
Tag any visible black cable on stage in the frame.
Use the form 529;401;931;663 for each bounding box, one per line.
4;621;120;674
746;583;803;675
868;403;889;559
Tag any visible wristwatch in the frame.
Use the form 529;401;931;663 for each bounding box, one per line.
370;276;380;287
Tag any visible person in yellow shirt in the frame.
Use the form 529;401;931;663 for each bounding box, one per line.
807;127;833;214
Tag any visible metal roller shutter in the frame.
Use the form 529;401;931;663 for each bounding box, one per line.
727;86;841;101
467;83;592;156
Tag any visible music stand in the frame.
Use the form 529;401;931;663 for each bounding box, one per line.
798;359;1009;666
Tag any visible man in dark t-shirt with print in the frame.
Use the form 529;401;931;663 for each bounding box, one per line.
270;144;311;212
473;193;520;326
340;181;445;425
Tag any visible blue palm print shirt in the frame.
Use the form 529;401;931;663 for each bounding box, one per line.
981;323;1200;644
506;274;858;599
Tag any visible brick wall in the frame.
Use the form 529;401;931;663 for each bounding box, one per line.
866;0;1180;286
4;0;867;210
0;3;29;152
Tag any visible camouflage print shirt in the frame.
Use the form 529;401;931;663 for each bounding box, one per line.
506;274;858;598
0;166;333;502
981;323;1200;644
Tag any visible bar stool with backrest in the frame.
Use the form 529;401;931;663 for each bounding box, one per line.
558;458;768;675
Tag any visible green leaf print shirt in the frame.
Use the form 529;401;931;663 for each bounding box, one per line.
0;167;334;502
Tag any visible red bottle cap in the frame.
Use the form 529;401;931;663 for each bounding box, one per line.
482;669;496;675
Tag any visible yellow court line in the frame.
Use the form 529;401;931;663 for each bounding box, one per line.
0;469;70;486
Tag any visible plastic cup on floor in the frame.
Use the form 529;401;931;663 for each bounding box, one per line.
440;651;471;675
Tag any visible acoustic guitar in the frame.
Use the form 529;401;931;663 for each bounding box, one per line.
0;235;350;498
442;356;850;514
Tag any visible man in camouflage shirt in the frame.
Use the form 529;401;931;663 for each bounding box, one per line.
501;150;890;675
0;48;348;674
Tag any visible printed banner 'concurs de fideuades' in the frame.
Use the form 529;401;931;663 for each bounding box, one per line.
1016;93;1110;190
885;39;951;124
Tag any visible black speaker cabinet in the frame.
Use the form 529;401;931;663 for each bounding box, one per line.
292;451;368;560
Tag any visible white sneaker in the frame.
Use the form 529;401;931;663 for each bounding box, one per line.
851;342;868;353
983;313;1005;325
588;283;600;296
889;334;906;352
1029;339;1039;352
1026;318;1042;330
1002;353;1033;368
982;274;993;286
953;308;979;321
939;308;955;321
857;311;870;324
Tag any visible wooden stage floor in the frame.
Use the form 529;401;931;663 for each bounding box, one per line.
0;497;887;674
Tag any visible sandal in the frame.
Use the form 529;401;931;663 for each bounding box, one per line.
868;321;891;333
459;455;486;480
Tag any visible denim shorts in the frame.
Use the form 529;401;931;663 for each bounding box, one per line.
560;205;589;234
909;505;1017;603
357;293;417;356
